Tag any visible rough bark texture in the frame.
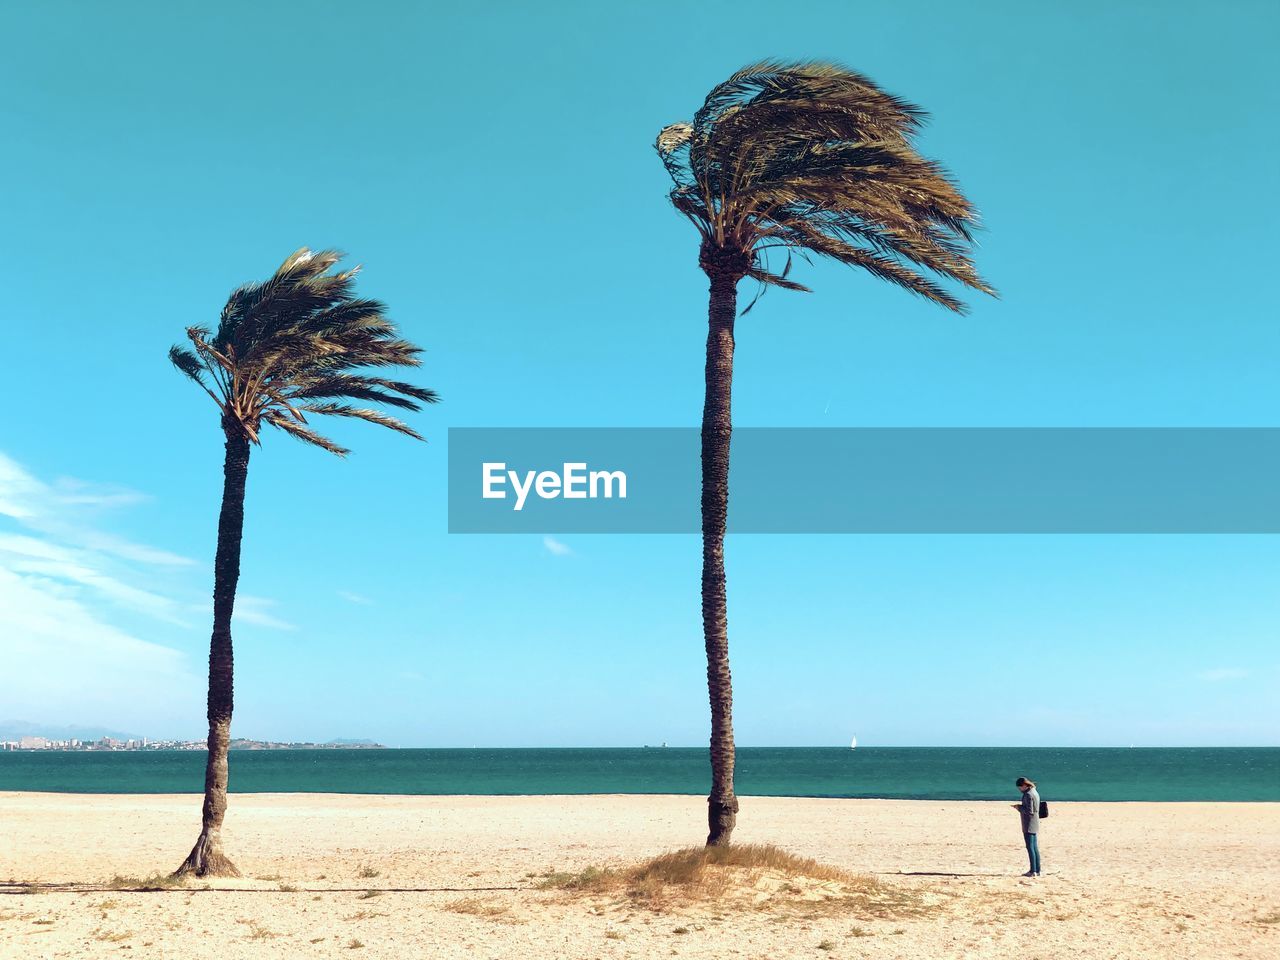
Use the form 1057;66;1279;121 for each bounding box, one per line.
700;243;748;846
175;427;250;878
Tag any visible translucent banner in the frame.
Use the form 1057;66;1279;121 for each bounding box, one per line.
447;428;1280;534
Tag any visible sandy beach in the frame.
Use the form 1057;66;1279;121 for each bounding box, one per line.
1;793;1277;959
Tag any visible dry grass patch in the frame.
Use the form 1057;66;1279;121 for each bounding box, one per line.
105;873;183;891
345;910;388;921
237;919;279;940
538;844;934;919
447;896;512;920
967;887;1075;925
92;927;131;942
1254;910;1280;926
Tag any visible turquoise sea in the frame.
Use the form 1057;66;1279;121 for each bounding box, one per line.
0;748;1276;800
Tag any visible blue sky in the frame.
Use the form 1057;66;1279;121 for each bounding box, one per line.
1;1;1277;746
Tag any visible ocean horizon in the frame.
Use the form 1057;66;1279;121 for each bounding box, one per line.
2;747;1275;801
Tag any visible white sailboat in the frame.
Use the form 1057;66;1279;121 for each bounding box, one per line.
849;735;857;750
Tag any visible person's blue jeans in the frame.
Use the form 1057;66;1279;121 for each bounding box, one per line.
1023;832;1041;874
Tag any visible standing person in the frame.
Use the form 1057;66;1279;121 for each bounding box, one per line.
1012;777;1042;876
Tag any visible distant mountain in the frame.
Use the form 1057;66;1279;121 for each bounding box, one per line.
0;720;144;742
1;722;384;748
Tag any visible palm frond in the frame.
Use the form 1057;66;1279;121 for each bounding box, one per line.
286;374;440;410
262;411;350;456
170;248;436;450
767;217;967;312
655;60;993;311
169;345;226;409
745;265;811;293
297;403;424;441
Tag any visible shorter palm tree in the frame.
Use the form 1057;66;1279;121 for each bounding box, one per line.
169;248;437;876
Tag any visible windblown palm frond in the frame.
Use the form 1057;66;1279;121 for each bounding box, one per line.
655;60;995;312
169;248;438;454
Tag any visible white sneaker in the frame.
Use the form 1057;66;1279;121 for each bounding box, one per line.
1022;870;1036;877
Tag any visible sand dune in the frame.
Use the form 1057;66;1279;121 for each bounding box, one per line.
1;793;1276;958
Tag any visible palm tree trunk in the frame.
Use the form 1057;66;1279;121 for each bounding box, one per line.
175;427;250;877
702;260;740;846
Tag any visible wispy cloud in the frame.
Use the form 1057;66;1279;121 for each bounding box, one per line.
0;453;195;624
543;535;573;556
0;566;202;731
0;453;193;568
234;595;297;631
1198;667;1248;682
0;532;190;624
0;452;203;731
338;590;373;605
1;452;301;639
189;594;297;631
47;476;148;509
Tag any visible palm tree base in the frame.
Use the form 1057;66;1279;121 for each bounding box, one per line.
706;796;739;846
173;830;240;878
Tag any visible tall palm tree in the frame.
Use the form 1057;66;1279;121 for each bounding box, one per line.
168;248;438;876
655;61;994;846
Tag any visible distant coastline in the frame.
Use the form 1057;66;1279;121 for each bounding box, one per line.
0;736;385;752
